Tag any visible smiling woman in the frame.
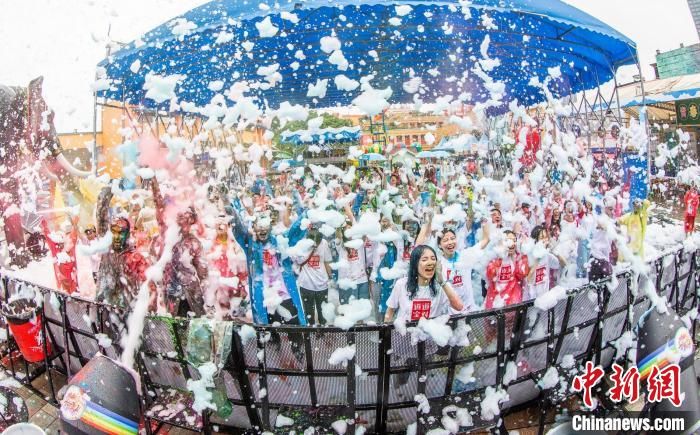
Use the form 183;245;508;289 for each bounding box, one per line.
384;244;463;323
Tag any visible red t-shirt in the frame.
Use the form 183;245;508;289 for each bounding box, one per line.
485;254;529;309
685;190;699;217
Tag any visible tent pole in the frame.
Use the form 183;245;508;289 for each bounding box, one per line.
92;93;98;177
635;55;651;190
613;69;623;124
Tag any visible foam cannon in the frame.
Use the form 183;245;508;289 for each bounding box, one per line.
636;306;700;434
59;354;141;435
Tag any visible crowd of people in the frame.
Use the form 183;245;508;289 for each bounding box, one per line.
35;154;699;330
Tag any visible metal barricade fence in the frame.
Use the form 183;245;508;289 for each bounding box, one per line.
0;247;696;434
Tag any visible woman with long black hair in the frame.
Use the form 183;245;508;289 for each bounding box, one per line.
435;222;490;314
384;245;463;323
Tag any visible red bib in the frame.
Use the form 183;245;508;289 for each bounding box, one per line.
411;299;432;321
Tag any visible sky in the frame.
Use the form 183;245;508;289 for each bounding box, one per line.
0;0;698;133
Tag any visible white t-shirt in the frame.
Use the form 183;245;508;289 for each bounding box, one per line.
516;211;537;239
364;238;376;268
337;244;368;284
260;244;291;301
386;277;449;323
440;247;479;314
590;228;612;261
524;252;560;300
295;239;332;291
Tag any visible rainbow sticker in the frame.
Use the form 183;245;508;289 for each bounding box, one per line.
80;400;139;435
638;327;694;380
61;385;138;434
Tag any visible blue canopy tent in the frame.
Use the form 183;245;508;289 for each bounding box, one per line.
97;0;637;114
280;126;362;146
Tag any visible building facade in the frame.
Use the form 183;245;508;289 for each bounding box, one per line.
656;44;700;79
689;0;700;39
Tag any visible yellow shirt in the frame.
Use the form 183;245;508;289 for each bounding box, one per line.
618;199;650;258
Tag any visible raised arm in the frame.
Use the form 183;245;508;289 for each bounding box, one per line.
96;186;113;237
286;209;308;246
190;238;208;280
414;209;433;246
40;219;58;255
435;259;464;311
150;176;166;231
477;218;490;249
225;204;250;250
343;203;355;223
281;203;292;229
516;255;530;281
69;214;79;245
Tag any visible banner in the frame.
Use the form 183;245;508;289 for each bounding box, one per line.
622;153;649;210
675;99;700;125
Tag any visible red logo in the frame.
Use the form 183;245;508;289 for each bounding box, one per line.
535;266;546;284
498;265;513;282
348;249;359;261
571;360;684;408
608;364;640;404
403;249;411;261
263;250;274;266
452;275;463;286
307;255;320;268
647;364;682;407
572;361;605;408
411;299;432;321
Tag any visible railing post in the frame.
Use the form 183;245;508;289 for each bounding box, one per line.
60;294;71;378
674;250;682;312
346;330;356;434
655;258;663;294
39;291;57;404
254;327;270;431
495;312;506;386
0;276;17;378
302;329;318;406
443;318;461;396
625;273;634;367
679;251;696;313
415;340;426;435
552;295;574;365
375;325;391;434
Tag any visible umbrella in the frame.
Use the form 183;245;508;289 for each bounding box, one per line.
417;150;451;159
430;151;451;159
271;159;303;170
97;1;637;114
359;153;386;162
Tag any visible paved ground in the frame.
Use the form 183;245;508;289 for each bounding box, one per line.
4;368;196;434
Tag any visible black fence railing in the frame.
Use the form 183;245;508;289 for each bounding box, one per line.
0;247;697;434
